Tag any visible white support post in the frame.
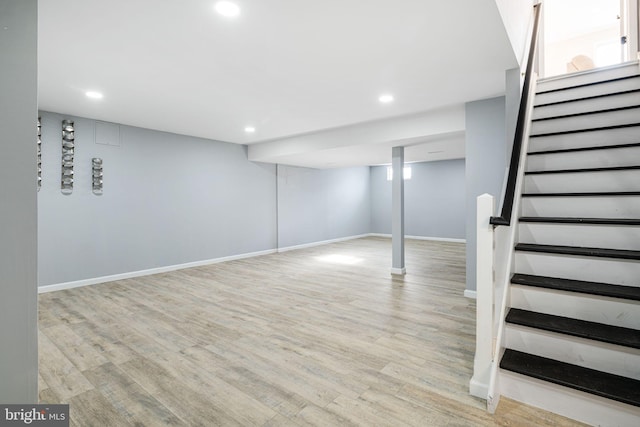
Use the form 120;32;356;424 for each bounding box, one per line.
470;193;495;399
391;146;406;275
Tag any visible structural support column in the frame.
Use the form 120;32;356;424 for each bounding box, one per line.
391;146;406;275
0;0;39;403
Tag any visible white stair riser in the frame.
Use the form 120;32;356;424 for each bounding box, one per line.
510;285;640;328
535;76;640;106
528;126;640;152
505;325;640;379
536;62;640;92
521;196;640;218
519;223;640;251
514;252;640;287
533;91;640;120
524;170;640;193
531;108;640;135
499;370;640;427
526;146;640;171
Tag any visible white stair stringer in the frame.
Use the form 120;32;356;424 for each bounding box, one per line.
505;324;640;379
500;369;640;427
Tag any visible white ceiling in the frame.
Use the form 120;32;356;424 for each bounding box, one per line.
269;133;467;169
38;0;518;166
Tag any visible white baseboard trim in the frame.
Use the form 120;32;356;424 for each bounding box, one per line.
39;234;373;294
277;234;370;253
38;248;277;294
368;233;466;243
469;376;489;400
39;233;463;294
390;267;406;275
464;290;477;299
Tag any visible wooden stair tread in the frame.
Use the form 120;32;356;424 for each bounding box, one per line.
532;105;640;122
535;88;640;108
530;122;640;138
522;191;640;197
498;67;640;417
536;74;640;95
525;165;640;175
500;349;640;407
528;142;640;156
519;217;640;225
514;243;640;260
506;308;640;349
511;273;640;301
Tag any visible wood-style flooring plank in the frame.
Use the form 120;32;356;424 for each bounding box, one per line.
38;332;94;400
118;357;243;426
42;324;110;372
82;362;183;426
67;389;132;427
38;237;586;426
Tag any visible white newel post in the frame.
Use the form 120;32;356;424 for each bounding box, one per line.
470;193;495;399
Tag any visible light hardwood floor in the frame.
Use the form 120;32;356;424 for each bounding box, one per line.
38;237;585;426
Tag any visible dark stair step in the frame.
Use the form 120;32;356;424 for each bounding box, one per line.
522;191;640;197
528;142;640;156
511;273;640;301
506;308;640;349
500;349;640;407
519;217;640;225
525;165;640;175
535;88;640;108
532;105;640;122
530;122;640;138
514;243;640;260
536;74;640;95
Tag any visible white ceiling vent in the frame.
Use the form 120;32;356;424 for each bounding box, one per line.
95;121;121;147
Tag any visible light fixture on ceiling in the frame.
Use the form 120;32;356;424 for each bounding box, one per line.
244;126;256;133
85;91;103;100
378;94;394;103
215;1;240;18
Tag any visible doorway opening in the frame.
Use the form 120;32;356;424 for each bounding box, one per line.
540;0;637;77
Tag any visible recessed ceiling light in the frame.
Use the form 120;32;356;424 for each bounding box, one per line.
378;94;394;103
86;91;103;99
244;126;255;133
215;1;240;18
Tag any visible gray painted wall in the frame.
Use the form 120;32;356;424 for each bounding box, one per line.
38;112;277;286
0;0;38;402
277;165;371;248
38;113;374;286
465;97;507;292
370;159;466;240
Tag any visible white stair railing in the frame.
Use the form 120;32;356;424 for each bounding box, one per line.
469;194;495;399
468;2;541;410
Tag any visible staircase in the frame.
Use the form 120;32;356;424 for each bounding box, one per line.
497;61;640;426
